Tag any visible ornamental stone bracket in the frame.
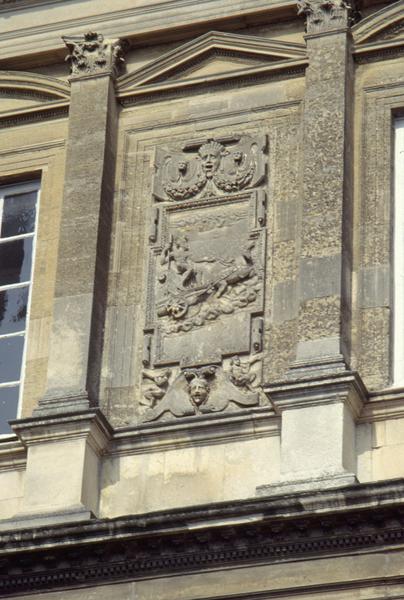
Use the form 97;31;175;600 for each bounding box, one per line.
62;31;127;79
297;0;360;34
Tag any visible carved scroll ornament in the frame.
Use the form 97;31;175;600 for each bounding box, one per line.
153;135;266;201
63;31;126;78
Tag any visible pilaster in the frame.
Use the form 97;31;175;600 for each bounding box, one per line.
292;0;357;377
5;410;112;530
258;2;363;496
258;371;366;495
36;32;125;415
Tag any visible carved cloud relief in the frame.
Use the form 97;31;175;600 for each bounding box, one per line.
141;134;268;422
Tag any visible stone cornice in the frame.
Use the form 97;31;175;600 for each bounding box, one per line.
265;371;367;418
118;59;308;106
0;0;68;12
1;480;404;594
0;0;297;69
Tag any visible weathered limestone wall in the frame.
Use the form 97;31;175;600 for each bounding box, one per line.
1;0;404;529
100;433;280;517
100;76;304;426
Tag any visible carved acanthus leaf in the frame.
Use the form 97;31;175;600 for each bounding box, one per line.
297;0;356;32
62;31;126;78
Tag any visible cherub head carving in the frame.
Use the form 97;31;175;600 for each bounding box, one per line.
184;366;216;407
177;160;188;176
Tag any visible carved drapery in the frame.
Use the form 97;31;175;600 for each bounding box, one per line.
141;134;268;422
63;31;126;78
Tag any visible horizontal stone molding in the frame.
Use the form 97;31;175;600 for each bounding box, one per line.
0;0;297;67
112;407;279;456
0;70;70;127
0;71;70;100
0;100;69;128
352;1;404;46
117;59;308;106
0;439;26;473
265;371;367;418
1;479;404;594
5;406;278;457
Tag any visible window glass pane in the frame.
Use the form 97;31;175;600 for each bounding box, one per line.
1;191;37;238
0;238;33;286
0;286;28;335
0;335;24;383
0;386;19;434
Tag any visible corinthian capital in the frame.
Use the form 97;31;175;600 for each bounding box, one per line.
297;0;354;33
62;31;126;79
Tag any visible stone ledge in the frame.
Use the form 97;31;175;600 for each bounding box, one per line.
0;507;93;532
1;479;404;595
256;473;358;496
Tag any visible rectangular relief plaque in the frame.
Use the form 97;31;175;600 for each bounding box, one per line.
141;134;268;422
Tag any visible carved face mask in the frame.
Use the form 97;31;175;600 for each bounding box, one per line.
188;377;209;405
199;141;223;177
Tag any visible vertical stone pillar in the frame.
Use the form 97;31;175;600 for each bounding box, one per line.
37;32;125;414
291;0;356;377
260;2;365;495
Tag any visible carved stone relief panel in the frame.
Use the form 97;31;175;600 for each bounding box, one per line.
141;134;268;422
153;135;266;201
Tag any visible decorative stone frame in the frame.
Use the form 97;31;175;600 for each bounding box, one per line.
357;80;404;390
0;140;66;419
101;88;303;429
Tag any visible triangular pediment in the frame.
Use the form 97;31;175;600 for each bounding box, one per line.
353;1;404;45
117;31;306;93
163;50;268;82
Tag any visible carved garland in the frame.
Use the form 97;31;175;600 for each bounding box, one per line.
142;134;267;422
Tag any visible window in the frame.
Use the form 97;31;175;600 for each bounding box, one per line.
394;119;404;385
0;181;39;434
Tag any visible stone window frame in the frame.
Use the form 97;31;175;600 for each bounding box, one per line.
358;82;404;390
393;117;404;386
0;179;40;436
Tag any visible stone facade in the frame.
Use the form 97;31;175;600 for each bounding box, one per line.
1;0;404;598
